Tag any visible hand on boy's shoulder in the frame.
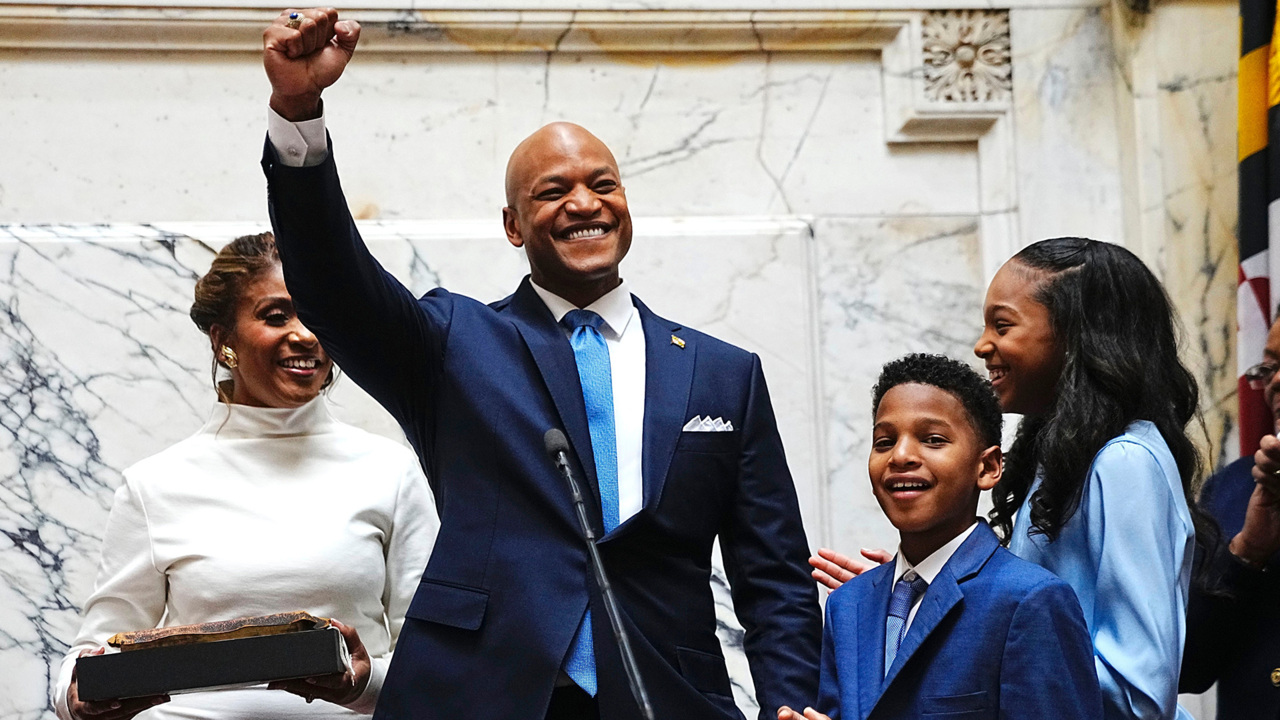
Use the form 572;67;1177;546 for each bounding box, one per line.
778;705;832;720
809;547;892;591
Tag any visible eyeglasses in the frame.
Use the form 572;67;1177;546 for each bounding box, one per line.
1245;362;1280;390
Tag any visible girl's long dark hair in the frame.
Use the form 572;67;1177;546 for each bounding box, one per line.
988;237;1217;553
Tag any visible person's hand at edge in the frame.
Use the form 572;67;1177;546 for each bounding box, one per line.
1239;432;1280;567
778;705;832;720
268;619;371;707
67;647;169;720
809;547;891;591
263;7;361;121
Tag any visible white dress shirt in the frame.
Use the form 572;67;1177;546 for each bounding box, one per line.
890;521;979;635
531;280;647;525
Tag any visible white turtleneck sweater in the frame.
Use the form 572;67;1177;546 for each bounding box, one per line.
54;398;439;720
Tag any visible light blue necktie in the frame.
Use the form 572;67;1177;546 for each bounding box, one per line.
884;570;927;677
560;309;620;697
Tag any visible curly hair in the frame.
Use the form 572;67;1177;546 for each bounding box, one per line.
988;237;1214;550
872;353;1003;449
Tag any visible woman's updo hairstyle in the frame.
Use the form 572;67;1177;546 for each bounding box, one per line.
190;232;280;337
190;232;281;399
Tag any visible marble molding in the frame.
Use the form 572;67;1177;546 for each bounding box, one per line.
0;0;1110;18
922;10;1012;103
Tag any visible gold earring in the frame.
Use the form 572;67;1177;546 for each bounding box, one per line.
219;345;239;369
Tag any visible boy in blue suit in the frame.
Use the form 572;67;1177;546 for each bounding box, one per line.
780;354;1101;720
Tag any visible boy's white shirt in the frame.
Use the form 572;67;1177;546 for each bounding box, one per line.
892;521;979;634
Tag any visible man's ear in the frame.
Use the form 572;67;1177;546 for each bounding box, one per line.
976;445;1002;491
502;206;523;248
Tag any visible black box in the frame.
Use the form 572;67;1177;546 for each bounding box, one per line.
76;627;348;701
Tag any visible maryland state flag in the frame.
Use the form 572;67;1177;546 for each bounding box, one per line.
1238;0;1280;456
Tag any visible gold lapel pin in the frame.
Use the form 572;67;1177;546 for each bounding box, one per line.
671;334;685;348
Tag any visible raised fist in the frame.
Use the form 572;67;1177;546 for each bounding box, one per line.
263;7;361;121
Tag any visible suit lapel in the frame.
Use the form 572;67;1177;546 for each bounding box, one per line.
508;278;601;513
857;564;893;720
881;570;963;691
635;298;694;513
881;523;1001;691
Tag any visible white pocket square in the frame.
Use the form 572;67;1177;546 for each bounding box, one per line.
682;415;734;432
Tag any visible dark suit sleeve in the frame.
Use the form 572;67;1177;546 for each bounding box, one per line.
718;354;822;718
816;599;842;720
999;580;1102;719
1180;538;1271;693
261;137;450;430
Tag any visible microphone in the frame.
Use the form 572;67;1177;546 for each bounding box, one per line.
543;429;655;720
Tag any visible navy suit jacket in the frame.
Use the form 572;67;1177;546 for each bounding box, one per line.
1181;456;1280;718
818;522;1102;720
261;141;821;720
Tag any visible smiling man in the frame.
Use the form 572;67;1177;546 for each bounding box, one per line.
258;8;820;720
502;123;634;309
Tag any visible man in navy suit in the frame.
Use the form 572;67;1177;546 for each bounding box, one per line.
259;8;821;720
780;355;1099;720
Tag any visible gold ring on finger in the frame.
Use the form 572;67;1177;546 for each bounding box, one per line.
286;12;302;29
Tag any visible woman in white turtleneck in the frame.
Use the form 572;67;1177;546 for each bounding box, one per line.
55;233;438;720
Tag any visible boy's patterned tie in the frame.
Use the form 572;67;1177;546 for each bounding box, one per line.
884;570;928;677
560;309;620;697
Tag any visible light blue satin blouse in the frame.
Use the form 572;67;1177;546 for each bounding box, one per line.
1009;420;1194;720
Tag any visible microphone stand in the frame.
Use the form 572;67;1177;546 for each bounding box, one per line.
544;429;655;720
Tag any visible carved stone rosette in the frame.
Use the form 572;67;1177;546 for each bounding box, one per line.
922;10;1012;103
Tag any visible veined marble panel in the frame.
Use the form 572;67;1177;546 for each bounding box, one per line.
0;218;824;718
1120;1;1238;469
813;216;986;557
1008;7;1128;248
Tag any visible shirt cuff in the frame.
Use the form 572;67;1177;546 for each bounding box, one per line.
267;104;329;167
52;651;78;720
1222;547;1269;593
344;655;388;715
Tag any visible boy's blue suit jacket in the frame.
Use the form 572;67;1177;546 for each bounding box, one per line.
262;142;821;720
819;521;1103;720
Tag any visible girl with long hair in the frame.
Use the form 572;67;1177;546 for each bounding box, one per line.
976;237;1211;720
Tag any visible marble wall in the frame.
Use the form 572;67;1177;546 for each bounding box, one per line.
1112;0;1241;468
0;0;1239;717
0;216;980;718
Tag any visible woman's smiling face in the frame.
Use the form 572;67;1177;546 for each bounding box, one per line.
216;262;332;408
973;260;1063;417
